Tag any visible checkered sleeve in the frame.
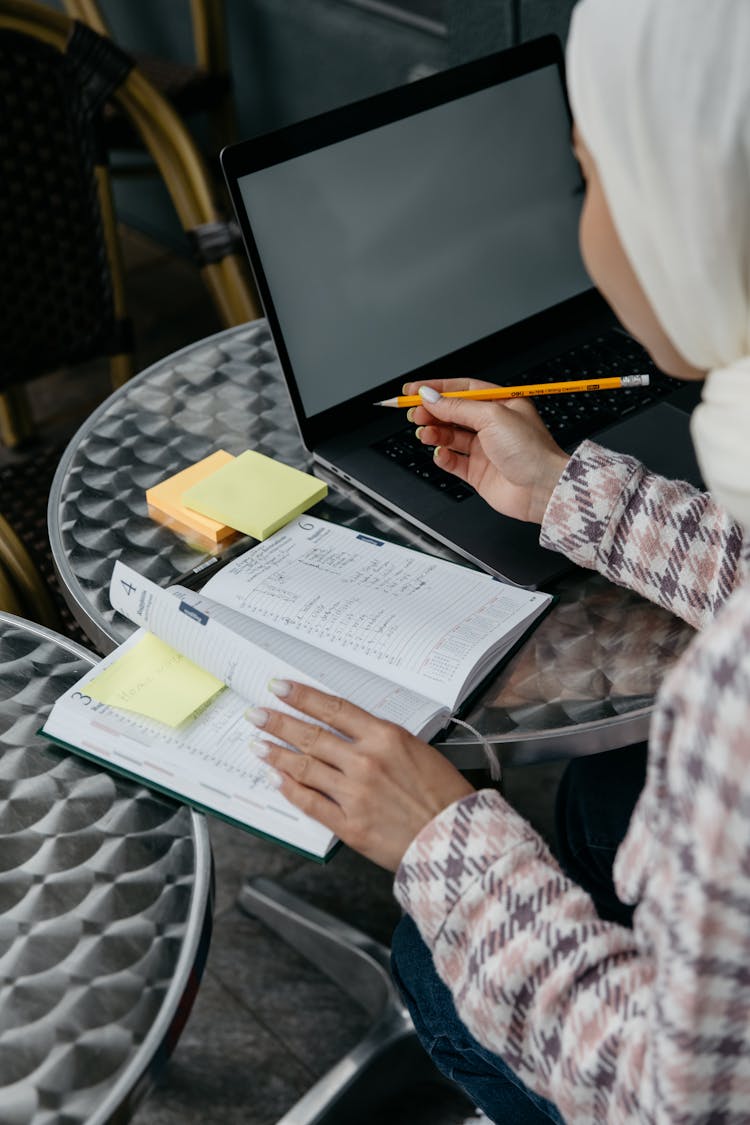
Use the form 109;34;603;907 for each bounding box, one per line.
539;439;745;630
394;586;750;1123
394;789;654;1122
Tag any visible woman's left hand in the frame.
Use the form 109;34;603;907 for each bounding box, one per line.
248;680;475;872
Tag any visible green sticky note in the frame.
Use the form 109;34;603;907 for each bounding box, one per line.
87;633;224;727
181;449;328;540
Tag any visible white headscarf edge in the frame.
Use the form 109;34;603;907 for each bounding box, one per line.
566;0;750;528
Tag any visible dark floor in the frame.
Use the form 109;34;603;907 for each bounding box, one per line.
4;227;566;1125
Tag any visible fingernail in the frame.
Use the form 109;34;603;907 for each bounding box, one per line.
402;382;410;394
249;739;270;758
406;407;416;422
433;446;443;462
245;706;269;727
265;767;283;789
419;385;441;403
268;678;291;698
415;426;425;440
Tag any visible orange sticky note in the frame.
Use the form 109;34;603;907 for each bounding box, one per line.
182;450;327;541
146;451;237;544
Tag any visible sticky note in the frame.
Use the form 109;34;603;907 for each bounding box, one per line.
87;633;224;727
146;451;237;544
181;450;328;541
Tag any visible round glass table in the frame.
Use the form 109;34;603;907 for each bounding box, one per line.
0;612;213;1123
48;321;695;766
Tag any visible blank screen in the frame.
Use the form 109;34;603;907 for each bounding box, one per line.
238;64;590;417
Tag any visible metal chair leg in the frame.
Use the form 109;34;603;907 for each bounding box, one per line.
237;877;469;1125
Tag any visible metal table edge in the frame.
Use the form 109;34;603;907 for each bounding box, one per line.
0;610;214;1122
89;824;214;1125
436;703;653;767
47;321;266;650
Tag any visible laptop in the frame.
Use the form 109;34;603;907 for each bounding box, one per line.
221;35;702;588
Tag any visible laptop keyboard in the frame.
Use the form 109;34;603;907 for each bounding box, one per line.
374;430;476;500
373;329;681;501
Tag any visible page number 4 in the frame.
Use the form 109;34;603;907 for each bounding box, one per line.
120;579;136;596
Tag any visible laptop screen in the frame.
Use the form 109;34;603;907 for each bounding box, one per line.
235;58;590;419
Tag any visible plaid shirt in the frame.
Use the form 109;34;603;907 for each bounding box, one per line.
395;440;750;1123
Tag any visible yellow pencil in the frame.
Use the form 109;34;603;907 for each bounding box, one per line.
375;373;650;408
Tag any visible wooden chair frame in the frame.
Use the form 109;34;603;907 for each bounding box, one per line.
62;0;238;155
0;512;61;629
0;0;259;445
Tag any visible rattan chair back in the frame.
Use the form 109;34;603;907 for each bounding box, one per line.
0;0;259;445
0;20;132;397
61;0;237;157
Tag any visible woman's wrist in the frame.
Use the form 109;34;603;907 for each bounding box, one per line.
530;450;570;524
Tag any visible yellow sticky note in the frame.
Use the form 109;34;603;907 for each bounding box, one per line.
181;450;328;541
87;633;224;727
146;451;237;544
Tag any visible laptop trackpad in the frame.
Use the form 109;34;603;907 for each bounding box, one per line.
595;402;704;488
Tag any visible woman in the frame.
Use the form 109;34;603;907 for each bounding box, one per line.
248;1;750;1119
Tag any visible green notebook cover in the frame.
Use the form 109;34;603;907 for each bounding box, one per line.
38;726;340;865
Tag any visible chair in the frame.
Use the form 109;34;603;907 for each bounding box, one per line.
60;0;237;168
0;0;259;447
0;513;61;629
238;878;475;1124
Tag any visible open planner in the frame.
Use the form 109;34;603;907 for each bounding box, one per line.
42;517;552;861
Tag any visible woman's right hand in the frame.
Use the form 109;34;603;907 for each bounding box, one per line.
404;378;571;525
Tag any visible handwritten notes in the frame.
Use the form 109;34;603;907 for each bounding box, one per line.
86;633;224;726
201;517;550;707
181;450;327;541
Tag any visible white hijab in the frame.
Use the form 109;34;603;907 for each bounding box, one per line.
566;0;750;529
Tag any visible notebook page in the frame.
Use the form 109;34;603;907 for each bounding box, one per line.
203;517;551;709
111;561;324;709
110;562;443;736
173;587;445;735
42;632;335;858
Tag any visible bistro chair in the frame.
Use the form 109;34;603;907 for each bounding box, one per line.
0;513;61;629
237;878;476;1122
60;0;237;168
0;0;259;447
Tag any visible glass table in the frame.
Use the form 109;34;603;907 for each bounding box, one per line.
48;321;695;767
0;611;213;1124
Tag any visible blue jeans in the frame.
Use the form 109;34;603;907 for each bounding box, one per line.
390;742;649;1123
391;914;565;1123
